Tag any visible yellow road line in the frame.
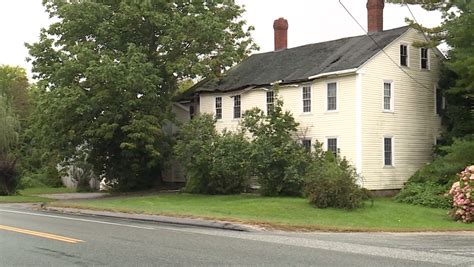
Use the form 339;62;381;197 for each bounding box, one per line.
0;224;84;244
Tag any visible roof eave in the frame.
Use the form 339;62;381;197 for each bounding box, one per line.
307;68;358;80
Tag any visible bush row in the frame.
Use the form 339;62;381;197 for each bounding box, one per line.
175;94;368;209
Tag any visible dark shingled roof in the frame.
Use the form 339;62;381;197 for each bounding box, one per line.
194;26;409;93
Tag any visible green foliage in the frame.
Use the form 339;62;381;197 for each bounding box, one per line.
0;65;30;123
209;131;252;194
175;114;216;193
0;95;19;155
395;182;451;208
443;2;474;114
242;91;308;196
396;138;474;207
19;167;62;189
175;114;251;194
27;0;256;191
17;85;63;188
304;141;369;210
408;138;474;185
438;64;474;140
0;95;21;195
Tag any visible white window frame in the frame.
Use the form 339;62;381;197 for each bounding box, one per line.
383;80;394;112
326;137;338;157
400;43;409;67
266;90;274;115
326;81;338;112
383;136;394;167
301;138;312;152
215;96;222;120
420;47;430;70
233;95;241;119
302;85;312;113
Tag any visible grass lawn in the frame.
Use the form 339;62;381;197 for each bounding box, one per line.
53;193;474;231
0;195;52;203
0;187;75;203
19;187;76;195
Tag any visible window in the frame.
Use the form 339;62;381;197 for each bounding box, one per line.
215;97;222;119
233;95;241;119
327;138;337;157
420;48;429;70
327;83;337;111
435;87;445;115
189;105;195;119
266;91;274;114
383;82;392;111
302;139;311;152
400;44;408;66
302;86;311;113
384;137;392;166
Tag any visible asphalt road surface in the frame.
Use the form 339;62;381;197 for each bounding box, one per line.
1;206;473;266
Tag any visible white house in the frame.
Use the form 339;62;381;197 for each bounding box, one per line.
179;0;443;191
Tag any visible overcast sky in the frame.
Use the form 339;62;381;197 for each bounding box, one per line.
0;0;443;78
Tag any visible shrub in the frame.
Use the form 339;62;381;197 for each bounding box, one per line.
242;91;308;196
175;114;251;194
208;131;252;194
409;138;474;185
19;166;62;189
0;157;19;195
304;142;369;209
394;182;451;208
175;114;216;194
448;165;474;223
396;137;474;207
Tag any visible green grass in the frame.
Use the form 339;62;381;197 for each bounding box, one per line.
53;193;474;231
0;187;75;203
19;187;76;195
0;195;52;203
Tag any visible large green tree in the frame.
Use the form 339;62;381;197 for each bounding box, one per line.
0;65;28;194
27;0;256;190
0;95;20;195
0;65;30;123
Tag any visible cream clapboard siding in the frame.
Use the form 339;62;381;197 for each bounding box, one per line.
358;28;442;189
199;75;358;166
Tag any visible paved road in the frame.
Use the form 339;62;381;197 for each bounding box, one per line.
0;206;473;266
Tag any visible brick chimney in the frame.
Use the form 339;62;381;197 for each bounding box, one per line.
367;0;384;33
273;17;288;51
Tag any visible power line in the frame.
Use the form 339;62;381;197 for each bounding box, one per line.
338;0;433;93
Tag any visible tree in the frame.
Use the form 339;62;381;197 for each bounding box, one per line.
0;65;28;194
0;65;30;123
0;95;20;195
27;0;256;190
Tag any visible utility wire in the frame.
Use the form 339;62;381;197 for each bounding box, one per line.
338;0;433;92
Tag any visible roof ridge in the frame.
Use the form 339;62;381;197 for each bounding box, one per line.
254;25;411;56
